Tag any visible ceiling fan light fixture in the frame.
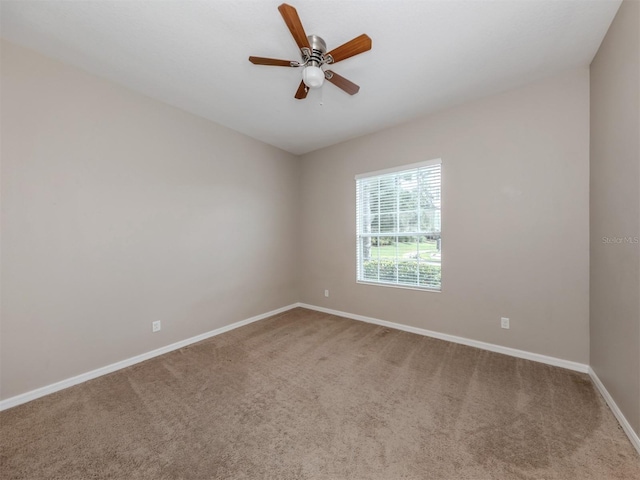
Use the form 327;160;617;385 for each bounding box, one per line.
302;65;324;89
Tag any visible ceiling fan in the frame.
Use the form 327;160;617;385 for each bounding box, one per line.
248;3;372;99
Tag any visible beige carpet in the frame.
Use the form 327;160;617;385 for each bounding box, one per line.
1;307;638;479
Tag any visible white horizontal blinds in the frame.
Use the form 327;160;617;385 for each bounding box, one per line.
356;160;442;291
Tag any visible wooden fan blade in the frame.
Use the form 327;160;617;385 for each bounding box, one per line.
294;80;309;100
249;56;294;67
278;3;311;52
325;70;360;95
326;34;372;64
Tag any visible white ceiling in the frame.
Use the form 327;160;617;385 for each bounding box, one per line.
1;0;621;155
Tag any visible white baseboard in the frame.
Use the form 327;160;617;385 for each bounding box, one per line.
0;303;298;412
588;367;640;455
297;303;590;373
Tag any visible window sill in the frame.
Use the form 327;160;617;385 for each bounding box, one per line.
356;280;441;293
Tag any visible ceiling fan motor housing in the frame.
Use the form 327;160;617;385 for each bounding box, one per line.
306;34;328;67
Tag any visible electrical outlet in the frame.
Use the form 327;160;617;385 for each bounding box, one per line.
501;317;510;329
324;289;329;297
152;321;161;333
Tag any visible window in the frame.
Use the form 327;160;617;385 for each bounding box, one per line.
356;159;442;291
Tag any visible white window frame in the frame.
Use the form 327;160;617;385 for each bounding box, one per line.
355;158;442;292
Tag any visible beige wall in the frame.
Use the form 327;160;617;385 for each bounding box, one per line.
299;69;590;364
590;0;640;435
0;33;612;404
0;40;300;400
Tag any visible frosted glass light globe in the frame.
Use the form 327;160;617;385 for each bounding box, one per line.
302;65;325;89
